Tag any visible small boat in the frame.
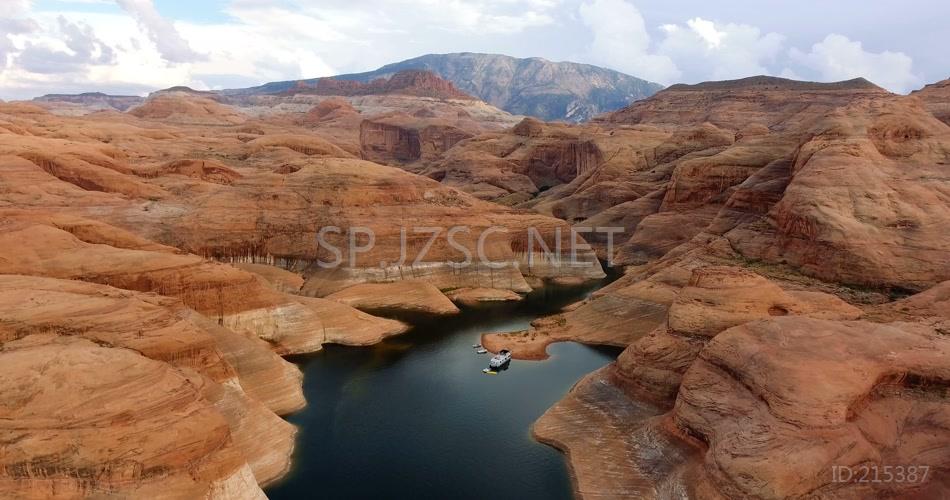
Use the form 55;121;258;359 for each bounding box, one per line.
472;344;483;349
482;368;497;375
476;348;488;354
488;349;512;369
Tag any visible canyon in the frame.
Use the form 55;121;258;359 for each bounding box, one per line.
4;67;949;499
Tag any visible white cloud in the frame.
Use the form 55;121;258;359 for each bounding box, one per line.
16;16;115;74
0;11;197;98
779;67;803;80
578;2;784;85
1;1;37;73
0;18;38;71
4;0;33;16
324;0;558;34
579;0;680;84
787;34;920;93
685;18;723;49
576;3;920;93
0;0;931;99
115;0;203;63
177;20;337;84
656;18;784;82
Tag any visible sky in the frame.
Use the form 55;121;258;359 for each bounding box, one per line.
0;0;947;100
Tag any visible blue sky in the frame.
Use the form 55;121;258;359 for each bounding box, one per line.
1;0;947;99
33;0;230;22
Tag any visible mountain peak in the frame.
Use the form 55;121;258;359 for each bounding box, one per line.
341;53;664;122
227;53;663;122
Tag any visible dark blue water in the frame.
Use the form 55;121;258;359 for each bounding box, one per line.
266;280;619;500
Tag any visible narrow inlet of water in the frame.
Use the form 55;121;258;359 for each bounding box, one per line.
267;278;620;500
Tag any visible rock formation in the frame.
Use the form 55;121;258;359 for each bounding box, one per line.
912;77;950;125
419;117;610;203
0;276;299;486
326;280;461;316
0;78;612;495
2;69;949;499
128;93;247;125
597;75;890;130
0;334;268;499
287;70;475;101
359;113;475;164
534;316;950;500
516;77;950;499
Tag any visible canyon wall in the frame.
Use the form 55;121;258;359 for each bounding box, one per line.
3;72;949;499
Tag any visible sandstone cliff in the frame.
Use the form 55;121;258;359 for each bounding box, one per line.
472;76;950;499
0;94;599;496
286;70;475;101
911;77;950;125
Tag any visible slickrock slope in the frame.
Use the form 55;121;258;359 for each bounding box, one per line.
0;214;407;355
518;78;950;500
612;266;862;404
0;275;235;384
669;318;950;498
0;335;267;500
326;280;461;316
234;262;306;293
722;96;950;291
533;266;949;500
138;72;520;176
129;93;247;125
0;276;299;485
457;78;892;255
882;279;950;323
446;287;523;307
140;158;243;184
535;316;950;500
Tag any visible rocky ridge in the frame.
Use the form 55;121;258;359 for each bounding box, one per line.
286;69;475;100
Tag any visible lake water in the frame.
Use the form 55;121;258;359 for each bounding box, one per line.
266;279;619;500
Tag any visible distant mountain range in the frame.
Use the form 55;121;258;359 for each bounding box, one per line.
228;53;664;122
32;92;143;111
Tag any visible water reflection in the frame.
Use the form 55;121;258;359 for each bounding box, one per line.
268;278;621;500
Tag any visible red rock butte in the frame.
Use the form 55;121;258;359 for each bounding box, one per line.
283;69;476;100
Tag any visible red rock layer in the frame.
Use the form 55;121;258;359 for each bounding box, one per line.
288;70;475;100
